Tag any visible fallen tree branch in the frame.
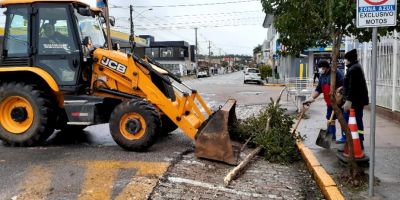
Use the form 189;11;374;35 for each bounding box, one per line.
225;87;288;187
224;146;262;187
240;136;253;152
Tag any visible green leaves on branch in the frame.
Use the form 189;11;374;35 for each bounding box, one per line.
232;101;304;164
259;65;272;79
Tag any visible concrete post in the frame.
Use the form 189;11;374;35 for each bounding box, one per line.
392;31;398;111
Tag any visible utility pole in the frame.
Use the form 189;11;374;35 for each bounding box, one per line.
195;28;198;73
129;5;136;53
208;41;212;75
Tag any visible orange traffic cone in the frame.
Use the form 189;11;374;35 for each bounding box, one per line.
343;109;365;159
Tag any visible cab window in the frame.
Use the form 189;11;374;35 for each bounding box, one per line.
3;7;29;57
38;7;77;55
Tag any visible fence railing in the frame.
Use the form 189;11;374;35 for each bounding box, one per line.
357;34;400;112
285;77;314;111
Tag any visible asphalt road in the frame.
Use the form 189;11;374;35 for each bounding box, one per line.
0;71;276;200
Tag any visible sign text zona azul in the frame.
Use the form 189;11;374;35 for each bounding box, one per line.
359;5;395;12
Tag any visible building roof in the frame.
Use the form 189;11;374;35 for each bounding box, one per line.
151;41;189;48
0;0;100;11
262;14;274;28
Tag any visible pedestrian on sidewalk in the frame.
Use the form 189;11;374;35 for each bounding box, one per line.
340;49;369;149
313;64;320;84
303;60;344;141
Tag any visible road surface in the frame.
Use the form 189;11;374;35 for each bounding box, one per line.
0;72;321;200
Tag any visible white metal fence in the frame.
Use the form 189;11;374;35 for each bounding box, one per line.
285;78;314;111
357;33;400;112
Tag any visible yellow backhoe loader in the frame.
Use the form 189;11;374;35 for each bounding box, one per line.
0;0;239;164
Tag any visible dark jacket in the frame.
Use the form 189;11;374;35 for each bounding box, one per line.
343;62;369;107
315;70;344;106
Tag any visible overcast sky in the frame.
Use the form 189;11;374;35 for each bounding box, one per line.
1;0;267;56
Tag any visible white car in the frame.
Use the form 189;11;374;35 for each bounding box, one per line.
197;70;208;78
244;68;263;84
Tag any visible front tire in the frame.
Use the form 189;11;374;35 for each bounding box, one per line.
0;82;55;146
109;100;160;151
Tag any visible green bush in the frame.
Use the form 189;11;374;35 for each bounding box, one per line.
231;102;304;164
259;65;272;79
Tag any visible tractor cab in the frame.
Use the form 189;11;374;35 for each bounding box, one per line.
1;1;109;93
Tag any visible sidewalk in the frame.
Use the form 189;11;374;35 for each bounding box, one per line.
281;96;400;199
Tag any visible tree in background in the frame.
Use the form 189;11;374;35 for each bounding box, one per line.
261;0;400;185
253;44;262;55
259;65;272;80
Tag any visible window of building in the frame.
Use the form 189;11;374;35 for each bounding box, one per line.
160;47;173;57
145;48;159;58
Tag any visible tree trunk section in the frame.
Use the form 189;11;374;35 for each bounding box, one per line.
224;147;262;187
329;33;358;175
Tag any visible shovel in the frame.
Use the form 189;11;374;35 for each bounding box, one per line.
316;111;335;149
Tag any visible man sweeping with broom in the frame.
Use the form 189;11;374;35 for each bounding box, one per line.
303;60;344;144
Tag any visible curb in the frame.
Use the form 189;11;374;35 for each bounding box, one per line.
296;141;345;200
264;84;286;87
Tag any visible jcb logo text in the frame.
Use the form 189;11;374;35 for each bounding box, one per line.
101;57;127;74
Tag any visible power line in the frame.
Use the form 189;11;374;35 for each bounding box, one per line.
133;23;262;31
120;16;264;27
116;10;262;20
110;0;259;9
130;10;196;44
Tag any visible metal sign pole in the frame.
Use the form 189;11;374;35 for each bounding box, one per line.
369;27;378;197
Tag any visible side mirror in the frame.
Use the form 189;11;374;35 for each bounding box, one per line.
100;16;115;26
113;42;120;51
109;16;115;26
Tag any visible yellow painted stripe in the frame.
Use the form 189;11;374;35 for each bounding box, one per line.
115;176;158;200
78;162;120;200
77;161;170;200
18;165;52;200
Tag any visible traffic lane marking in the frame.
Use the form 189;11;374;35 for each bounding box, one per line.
77;161;170;200
115;176;158;200
17;165;53;200
10;160;170;200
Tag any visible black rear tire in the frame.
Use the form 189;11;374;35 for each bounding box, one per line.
109;100;160;151
0;82;55;146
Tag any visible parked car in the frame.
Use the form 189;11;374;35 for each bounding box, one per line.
243;68;263;84
197;70;209;78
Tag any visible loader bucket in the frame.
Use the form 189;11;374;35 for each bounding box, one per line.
195;99;240;165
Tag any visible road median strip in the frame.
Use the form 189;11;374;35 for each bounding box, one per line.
296;141;345;200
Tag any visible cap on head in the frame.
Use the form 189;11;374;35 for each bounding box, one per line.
317;60;330;68
344;49;358;62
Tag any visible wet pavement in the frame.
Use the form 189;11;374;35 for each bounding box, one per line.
0;72;322;199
